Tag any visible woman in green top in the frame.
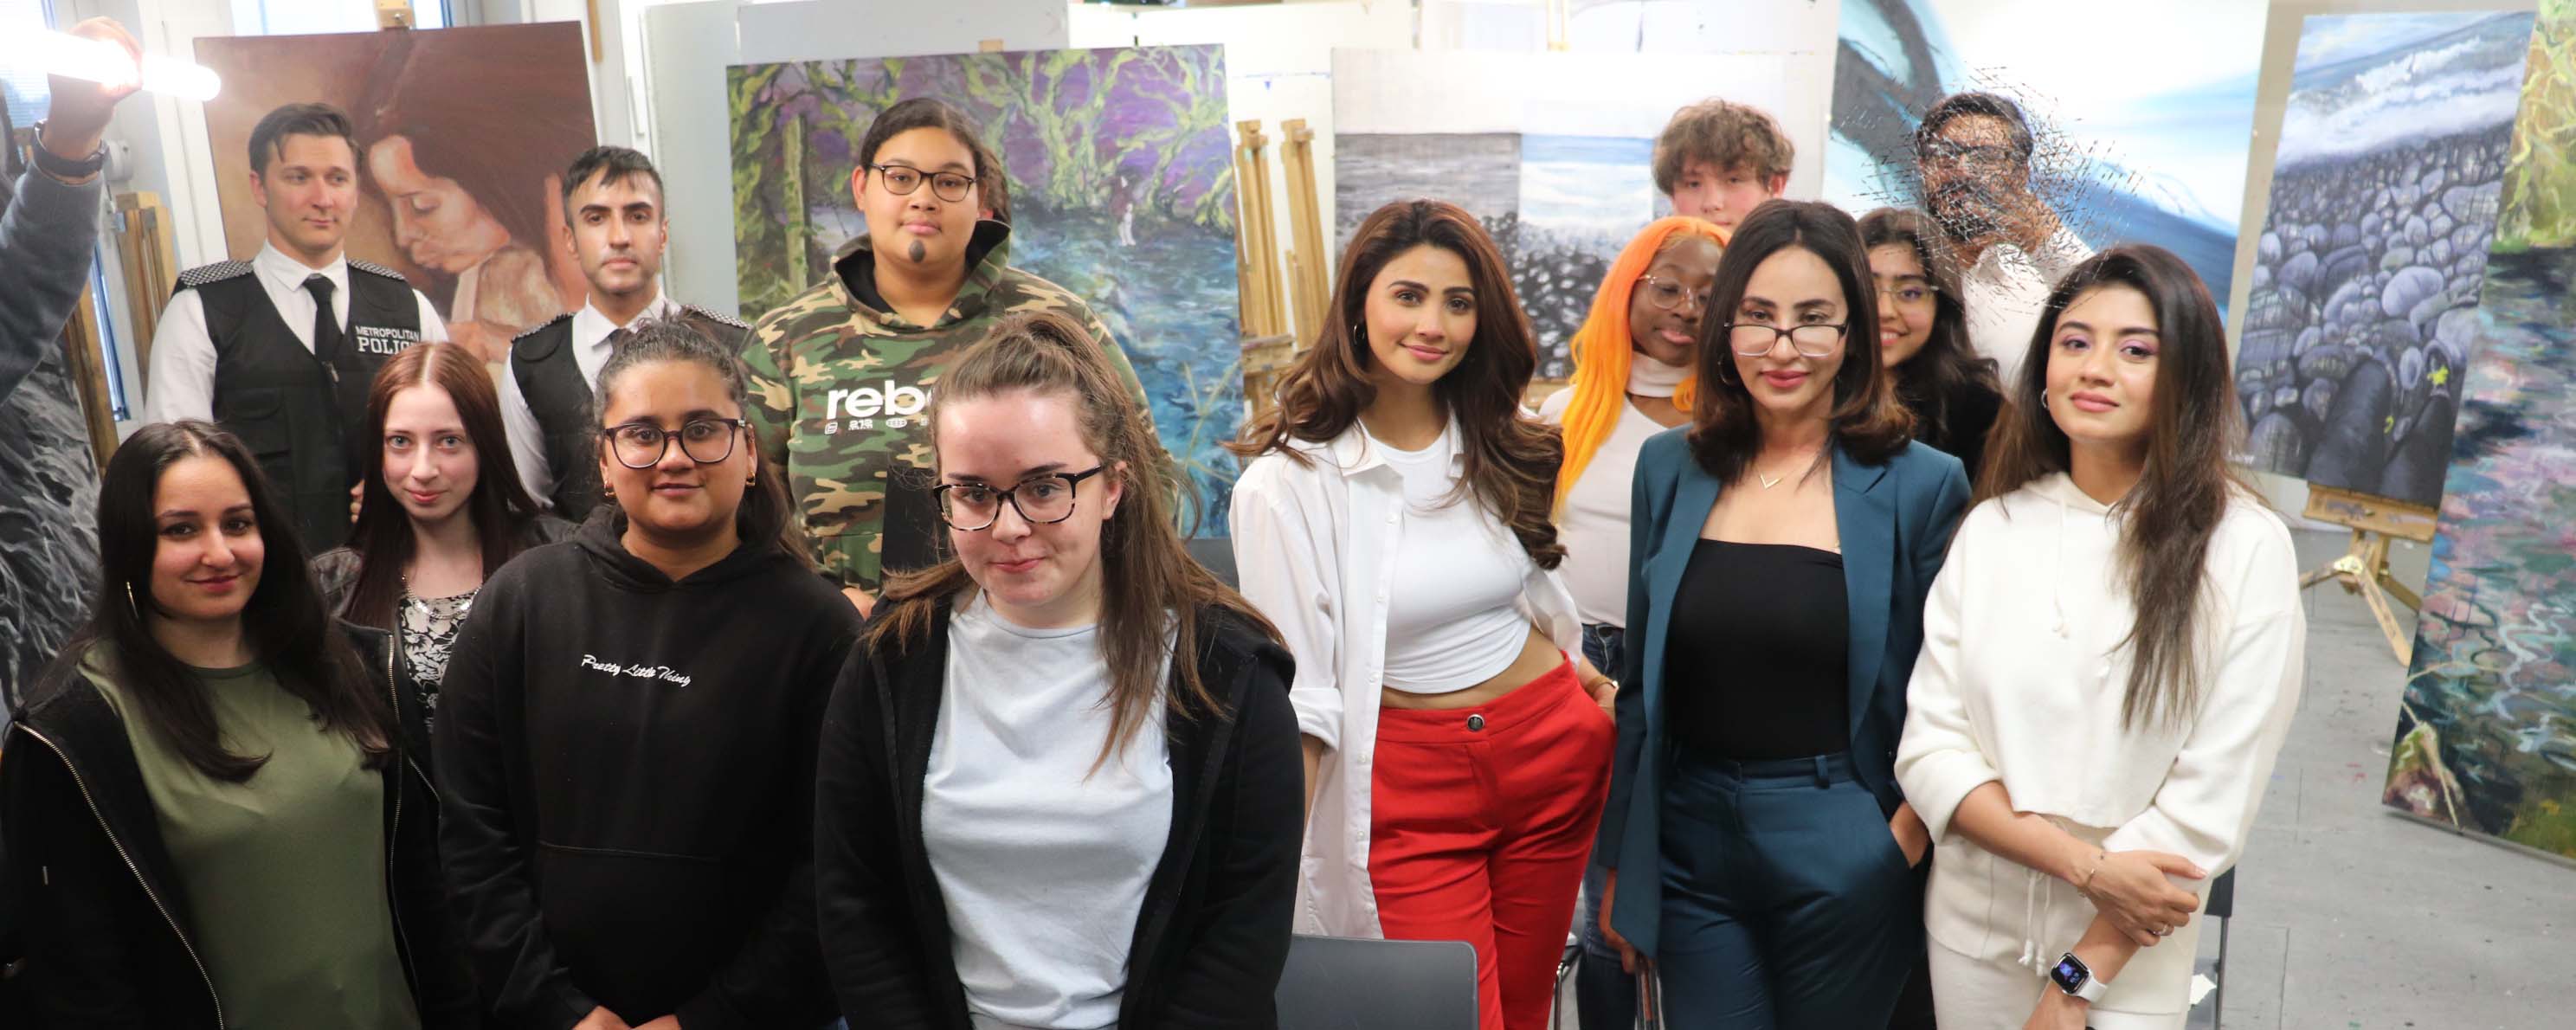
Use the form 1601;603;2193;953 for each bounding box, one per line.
0;420;473;1030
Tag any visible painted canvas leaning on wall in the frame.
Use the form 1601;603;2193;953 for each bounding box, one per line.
2384;0;2576;862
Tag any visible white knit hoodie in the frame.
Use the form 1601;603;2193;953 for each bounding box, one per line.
1897;472;2305;1018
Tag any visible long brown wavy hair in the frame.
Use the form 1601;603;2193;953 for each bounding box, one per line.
1689;200;1913;481
343;342;548;629
872;310;1279;763
1980;245;2244;730
1230;198;1564;569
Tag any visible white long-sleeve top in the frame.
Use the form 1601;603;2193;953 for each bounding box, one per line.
1897;472;2304;1006
1229;422;1581;937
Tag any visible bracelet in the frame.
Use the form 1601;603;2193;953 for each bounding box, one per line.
2073;849;2109;892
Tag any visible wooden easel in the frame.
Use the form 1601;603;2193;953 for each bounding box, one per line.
1233;118;1329;424
2299;485;2437;664
1233;120;1288;338
1277;119;1329;344
113;190;177;396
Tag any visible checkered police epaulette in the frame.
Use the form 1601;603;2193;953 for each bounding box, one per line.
349;259;409;282
175;261;253;289
682;303;749;331
513;312;574;344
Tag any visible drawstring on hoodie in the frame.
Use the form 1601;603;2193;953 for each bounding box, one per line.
2051;496;2070;638
2016;866;2056;976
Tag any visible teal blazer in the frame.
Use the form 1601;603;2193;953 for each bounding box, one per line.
1595;428;1970;956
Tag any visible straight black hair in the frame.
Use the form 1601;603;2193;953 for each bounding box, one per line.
47;421;390;781
592;316;804;563
855;96;1011;224
1858;207;2000;447
560;145;665;222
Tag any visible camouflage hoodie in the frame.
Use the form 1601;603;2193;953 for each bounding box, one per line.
742;219;1150;591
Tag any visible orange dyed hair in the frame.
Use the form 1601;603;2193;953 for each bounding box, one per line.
1554;216;1730;509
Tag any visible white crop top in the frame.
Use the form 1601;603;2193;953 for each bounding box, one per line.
1366;424;1536;694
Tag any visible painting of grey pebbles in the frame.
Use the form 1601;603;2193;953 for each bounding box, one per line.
2236;11;2538;507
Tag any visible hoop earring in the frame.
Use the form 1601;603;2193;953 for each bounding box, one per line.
1715;356;1738;386
2040;390;2050;409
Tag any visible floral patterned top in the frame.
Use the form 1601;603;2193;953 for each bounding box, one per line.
399;588;478;728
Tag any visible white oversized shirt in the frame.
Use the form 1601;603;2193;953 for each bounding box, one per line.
497;292;678;506
140;242;448;424
1229;422;1581;937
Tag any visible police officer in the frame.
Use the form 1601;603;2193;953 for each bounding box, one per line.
142;102;446;549
499;145;745;521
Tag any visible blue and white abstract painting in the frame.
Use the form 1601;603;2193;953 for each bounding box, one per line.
1826;0;2264;306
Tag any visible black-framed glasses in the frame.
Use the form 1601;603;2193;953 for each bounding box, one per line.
606;417;745;469
869;163;977;203
1726;322;1848;358
935;466;1109;531
1636;274;1712;313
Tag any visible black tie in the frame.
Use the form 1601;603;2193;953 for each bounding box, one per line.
303;274;345;365
606;327;632;349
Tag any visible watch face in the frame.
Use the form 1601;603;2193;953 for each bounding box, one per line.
2051;954;2090;990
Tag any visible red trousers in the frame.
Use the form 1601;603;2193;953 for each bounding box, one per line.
1370;660;1614;1030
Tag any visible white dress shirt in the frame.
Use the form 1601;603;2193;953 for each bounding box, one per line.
1229;422;1582;937
139;242;448;424
1961;224;2093;385
498;292;678;506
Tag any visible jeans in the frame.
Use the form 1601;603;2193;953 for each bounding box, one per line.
1574;623;1636;1029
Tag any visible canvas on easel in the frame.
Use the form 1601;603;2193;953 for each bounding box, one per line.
193;23;599;365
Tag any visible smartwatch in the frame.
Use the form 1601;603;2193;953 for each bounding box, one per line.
29;120;108;182
2051;950;2109;1002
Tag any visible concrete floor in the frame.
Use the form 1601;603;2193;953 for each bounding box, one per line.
2181;526;2572;1030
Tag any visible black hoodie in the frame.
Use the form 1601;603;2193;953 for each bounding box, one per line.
435;514;859;1029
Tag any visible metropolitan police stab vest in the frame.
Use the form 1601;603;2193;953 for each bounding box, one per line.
509;304;750;522
173;259;422;550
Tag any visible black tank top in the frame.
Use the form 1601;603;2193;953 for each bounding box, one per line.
1663;539;1850;761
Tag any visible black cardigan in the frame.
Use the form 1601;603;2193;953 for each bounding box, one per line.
0;623;474;1029
815;600;1304;1028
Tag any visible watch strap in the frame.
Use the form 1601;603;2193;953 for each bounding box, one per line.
2072;975;2109;1002
29;121;108;180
